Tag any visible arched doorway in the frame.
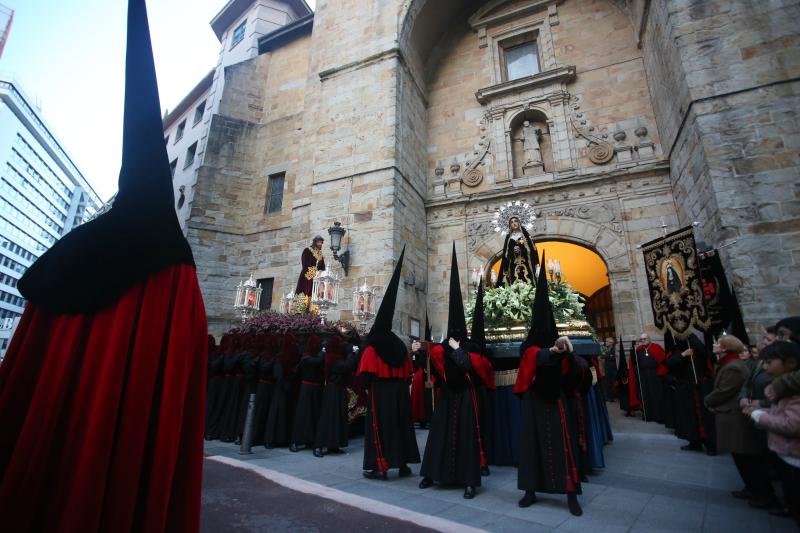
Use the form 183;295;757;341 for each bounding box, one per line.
483;240;615;339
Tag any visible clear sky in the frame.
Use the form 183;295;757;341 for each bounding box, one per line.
1;0;314;201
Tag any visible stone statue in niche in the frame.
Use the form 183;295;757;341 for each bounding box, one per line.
512;117;552;177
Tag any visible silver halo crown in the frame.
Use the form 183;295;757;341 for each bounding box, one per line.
491;201;536;237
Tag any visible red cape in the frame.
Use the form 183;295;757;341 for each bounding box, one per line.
356;346;412;379
0;264;207;532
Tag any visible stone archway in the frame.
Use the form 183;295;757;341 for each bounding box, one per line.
465;215;641;338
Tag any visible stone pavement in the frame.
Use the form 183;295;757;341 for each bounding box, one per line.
204;406;797;533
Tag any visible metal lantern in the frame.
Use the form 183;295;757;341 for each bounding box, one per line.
234;273;262;322
280;290;295;314
352;279;377;333
310;268;340;324
327;221;350;276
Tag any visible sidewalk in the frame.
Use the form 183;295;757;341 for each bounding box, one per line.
203;406;796;532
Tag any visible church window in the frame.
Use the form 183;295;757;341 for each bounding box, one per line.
257;277;273;310
265;173;284;214
169;158;178;179
502;39;539;81
231;20;247;50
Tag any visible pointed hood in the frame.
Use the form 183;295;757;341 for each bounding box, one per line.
617;336;628;376
18;0;194;314
369;246;405;336
520;250;558;353
470;278;487;354
446;242;468;341
365;247;408;367
424;312;432;342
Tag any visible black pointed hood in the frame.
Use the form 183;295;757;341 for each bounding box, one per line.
617;336;628;376
520;250;558;353
18;0;194;314
470;278;487;354
424;312;432;342
446;242;468;342
365;246;407;367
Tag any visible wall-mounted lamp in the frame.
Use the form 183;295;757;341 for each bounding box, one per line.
327;221;350;276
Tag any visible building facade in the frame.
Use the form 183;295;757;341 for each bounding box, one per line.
181;0;800;340
163;0;313;229
0;78;101;357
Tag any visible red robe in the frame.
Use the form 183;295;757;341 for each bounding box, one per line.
0;264;207;532
628;342;667;409
356;346;413;379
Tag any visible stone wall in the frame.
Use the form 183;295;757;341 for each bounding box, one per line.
640;0;800;335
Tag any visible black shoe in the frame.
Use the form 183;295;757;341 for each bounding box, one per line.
313;448;324;458
419;477;434;489
418;422;427;429
289;443;299;453
264;444;274;450
363;470;387;481
464;486;476;499
234;437;242;446
399;465;412;477
328;447;343;454
731;489;754;500
518;491;537;508
681;443;703;452
480;466;490;477
568;493;583;516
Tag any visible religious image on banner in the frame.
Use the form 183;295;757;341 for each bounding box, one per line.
641;226;710;339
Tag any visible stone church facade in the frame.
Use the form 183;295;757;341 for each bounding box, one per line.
186;0;800;340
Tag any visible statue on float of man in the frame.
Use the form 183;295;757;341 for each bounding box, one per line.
291;235;326;313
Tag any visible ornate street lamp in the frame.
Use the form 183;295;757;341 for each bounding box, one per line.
279;290;295;314
327;221;350;276
352;279;377;333
311;268;340;324
234;273;262;322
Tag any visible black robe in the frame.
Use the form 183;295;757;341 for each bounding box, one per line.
420;345;483;487
250;356;275;446
291;352;325;446
632;347;665;422
515;346;582;495
668;352;715;444
264;360;295;447
204;350;224;439
219;351;247;442
315;353;357;449
357;346;420;471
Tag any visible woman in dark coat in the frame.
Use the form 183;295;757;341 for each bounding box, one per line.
291;335;325;452
265;333;300;448
705;335;776;507
314;335;357;456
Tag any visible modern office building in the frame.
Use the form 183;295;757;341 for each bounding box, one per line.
0;77;101;358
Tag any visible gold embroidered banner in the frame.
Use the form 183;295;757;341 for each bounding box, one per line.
642;227;710;339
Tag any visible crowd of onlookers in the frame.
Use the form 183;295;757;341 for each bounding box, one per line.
601;317;799;524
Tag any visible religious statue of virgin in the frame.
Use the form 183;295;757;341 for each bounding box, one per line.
496;215;539;287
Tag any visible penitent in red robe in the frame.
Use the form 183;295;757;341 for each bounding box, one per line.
0;265;207;532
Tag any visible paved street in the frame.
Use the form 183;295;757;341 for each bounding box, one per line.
203;406;796;532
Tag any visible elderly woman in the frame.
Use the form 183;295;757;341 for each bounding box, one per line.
705;335;777;508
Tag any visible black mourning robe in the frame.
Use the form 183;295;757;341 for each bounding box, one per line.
632;345;666;422
420;345;484;487
250;355;275;446
356;346;420;471
515;346;582;495
204;348;224;439
668;351;715;445
264;359;296;447
291;352;325;446
315;352;357;449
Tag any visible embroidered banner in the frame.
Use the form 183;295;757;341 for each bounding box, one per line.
642;227;710;339
699;249;750;343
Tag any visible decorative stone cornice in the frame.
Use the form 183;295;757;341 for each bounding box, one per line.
475;65;576;105
468;0;565;31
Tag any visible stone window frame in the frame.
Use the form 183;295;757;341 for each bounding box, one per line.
499;33;540;82
486;18;556;87
264;172;285;215
230;19;247;50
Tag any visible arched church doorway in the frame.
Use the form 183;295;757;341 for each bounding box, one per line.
484;240;615;339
